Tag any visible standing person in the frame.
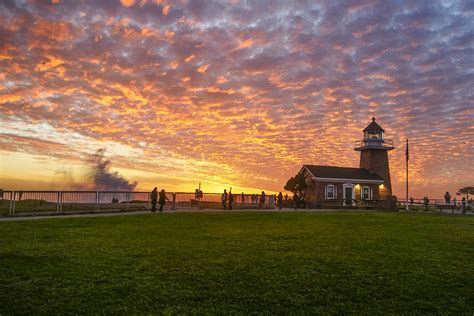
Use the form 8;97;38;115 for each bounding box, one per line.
268;194;274;208
228;191;234;210
158;189;169;212
241;192;245;204
221;189;228;210
277;192;283;210
423;196;429;211
259;191;266;209
198;190;204;209
452;196;457;213
462;197;467;215
444;192;451;206
293;192;300;210
194;189;200;209
150;187;158;212
284;193;288;201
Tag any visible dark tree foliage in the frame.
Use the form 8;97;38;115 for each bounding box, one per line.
284;173;309;201
456;186;473;199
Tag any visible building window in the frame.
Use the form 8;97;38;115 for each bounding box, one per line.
362;186;372;200
325;185;336;199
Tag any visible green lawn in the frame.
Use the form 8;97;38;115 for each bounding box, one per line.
0;211;473;314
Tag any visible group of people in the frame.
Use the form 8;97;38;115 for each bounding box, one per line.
219;190;297;211
150;187;169;212
151;187;300;212
414;192;471;214
220;189;234;210
221;190;282;210
194;189;204;209
444;191;470;214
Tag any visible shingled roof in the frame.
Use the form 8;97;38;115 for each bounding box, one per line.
302;165;384;181
363;117;385;133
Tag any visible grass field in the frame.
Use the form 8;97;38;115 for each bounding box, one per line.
0;211;473;314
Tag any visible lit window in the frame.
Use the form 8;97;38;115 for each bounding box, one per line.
325;185;335;199
362;186;372;200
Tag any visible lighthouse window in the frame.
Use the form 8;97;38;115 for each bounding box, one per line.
368;132;381;139
325;185;335;199
362;186;372;200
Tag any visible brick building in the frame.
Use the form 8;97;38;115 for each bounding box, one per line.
298;118;396;208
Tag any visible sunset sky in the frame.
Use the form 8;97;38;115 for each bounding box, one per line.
0;0;473;198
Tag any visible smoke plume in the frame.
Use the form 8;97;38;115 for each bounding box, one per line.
88;149;137;191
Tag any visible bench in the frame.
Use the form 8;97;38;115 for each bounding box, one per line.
436;204;455;212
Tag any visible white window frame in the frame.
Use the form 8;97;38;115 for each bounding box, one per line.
361;186;373;200
325;185;336;199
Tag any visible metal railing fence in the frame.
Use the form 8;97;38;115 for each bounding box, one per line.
0;190;277;216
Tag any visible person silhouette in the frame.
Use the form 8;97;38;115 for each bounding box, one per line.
158;189;169;212
221;189;228;210
228;191;234;210
150;187;158;212
277;192;283;210
198;190;204;209
293;192;300;210
259;191;266;209
444;192;451;206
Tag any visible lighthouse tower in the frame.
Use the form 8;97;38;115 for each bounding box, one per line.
354;117;395;198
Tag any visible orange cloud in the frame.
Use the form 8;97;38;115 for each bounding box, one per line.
197;64;209;73
233;39;254;51
0;0;472;198
162;5;170;16
120;0;135;7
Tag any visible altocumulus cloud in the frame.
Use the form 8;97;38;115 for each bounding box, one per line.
0;0;473;197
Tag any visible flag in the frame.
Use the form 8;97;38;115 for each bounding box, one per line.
405;139;409;162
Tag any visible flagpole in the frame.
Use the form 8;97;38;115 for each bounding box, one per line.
406;139;409;211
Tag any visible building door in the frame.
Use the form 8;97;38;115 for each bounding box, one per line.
344;187;353;206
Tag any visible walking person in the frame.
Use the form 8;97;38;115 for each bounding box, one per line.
444;192;451;206
158;189;169;212
241;192;245;204
228;191;234;210
221;189;228;210
150;187;158;212
277;192;283;210
452;196;457;214
293;192;300;210
462;197;467;215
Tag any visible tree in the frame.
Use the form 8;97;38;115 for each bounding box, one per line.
284;173;309;201
456;186;474;200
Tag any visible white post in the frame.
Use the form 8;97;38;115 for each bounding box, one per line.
9;191;14;216
12;191;16;216
126;192;130;210
57;192;60;212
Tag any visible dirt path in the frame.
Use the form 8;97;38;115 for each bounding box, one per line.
0;208;386;222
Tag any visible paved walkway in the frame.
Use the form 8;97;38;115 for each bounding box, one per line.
0;208;385;222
